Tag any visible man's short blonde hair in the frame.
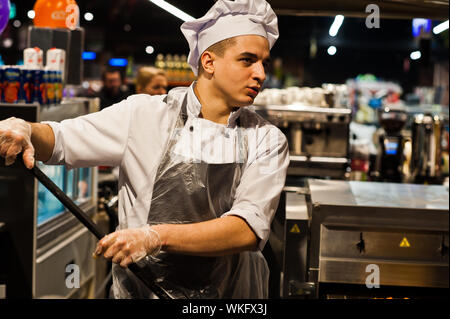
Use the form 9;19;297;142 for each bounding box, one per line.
136;67;166;92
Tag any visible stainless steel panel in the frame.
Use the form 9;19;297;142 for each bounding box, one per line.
254;104;351;159
282;192;311;298
296;122;349;157
35;226;96;298
288;158;349;178
320;225;448;262
319;259;448;288
255;104;352;116
286;192;309;220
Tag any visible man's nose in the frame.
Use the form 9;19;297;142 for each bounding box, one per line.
253;62;266;84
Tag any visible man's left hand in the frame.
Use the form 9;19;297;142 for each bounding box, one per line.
93;225;161;268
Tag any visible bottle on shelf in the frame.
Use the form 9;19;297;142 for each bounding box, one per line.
173;54;182;82
181;54;195;82
164;54;174;82
155;53;165;70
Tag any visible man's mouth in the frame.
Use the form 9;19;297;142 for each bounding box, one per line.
247;87;260;97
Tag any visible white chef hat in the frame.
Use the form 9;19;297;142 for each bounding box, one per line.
181;0;279;75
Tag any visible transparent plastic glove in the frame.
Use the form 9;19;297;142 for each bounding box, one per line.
93;225;162;268
0;117;34;169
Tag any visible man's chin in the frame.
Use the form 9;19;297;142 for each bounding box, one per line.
235;96;255;107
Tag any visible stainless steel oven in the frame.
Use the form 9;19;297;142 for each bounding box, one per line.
281;179;449;299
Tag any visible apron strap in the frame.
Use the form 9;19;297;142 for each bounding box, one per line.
180;94;189;125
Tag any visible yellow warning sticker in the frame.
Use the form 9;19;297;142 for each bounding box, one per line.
399;237;410;248
290;224;300;233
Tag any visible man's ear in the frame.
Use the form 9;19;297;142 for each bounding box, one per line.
200;51;215;75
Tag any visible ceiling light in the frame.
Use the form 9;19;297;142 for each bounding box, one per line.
329;15;344;37
27;10;35;19
146;46;155;54
84;12;94;22
327;46;337;56
3;38;13;48
82;52;97;60
148;0;194;22
13;20;21;28
109;58;128;67
410;51;421;60
433;20;449;34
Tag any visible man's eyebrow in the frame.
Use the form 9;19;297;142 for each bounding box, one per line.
238;52;271;63
238;52;258;59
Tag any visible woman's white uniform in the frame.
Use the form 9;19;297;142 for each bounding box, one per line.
43;83;289;298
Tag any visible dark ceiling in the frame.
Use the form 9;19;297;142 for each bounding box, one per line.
10;0;448;56
3;0;449;89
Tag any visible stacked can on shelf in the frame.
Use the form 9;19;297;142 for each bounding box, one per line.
45;69;55;105
1;47;65;105
34;68;47;105
2;66;21;103
20;68;35;103
54;71;63;104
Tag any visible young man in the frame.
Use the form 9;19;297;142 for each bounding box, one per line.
0;0;289;298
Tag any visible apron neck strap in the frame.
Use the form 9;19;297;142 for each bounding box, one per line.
180;93;189;125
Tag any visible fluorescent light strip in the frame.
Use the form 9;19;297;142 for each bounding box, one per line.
148;0;195;22
433;20;449;34
329;15;344;37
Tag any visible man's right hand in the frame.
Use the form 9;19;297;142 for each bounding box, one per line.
0;117;35;169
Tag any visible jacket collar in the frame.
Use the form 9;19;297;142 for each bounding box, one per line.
187;82;242;127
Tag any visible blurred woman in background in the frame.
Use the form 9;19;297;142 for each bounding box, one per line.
135;67;168;95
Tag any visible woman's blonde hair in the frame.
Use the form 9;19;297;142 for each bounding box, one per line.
136;67;166;93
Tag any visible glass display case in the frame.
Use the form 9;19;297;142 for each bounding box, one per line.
37;165;94;226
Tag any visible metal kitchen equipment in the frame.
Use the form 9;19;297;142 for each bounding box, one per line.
374;106;408;183
411;113;445;184
282;179;449;299
254;104;352;179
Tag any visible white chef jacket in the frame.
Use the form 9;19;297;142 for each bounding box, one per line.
43;83;290;250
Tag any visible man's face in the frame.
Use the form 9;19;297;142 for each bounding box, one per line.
212;35;270;107
104;71;122;94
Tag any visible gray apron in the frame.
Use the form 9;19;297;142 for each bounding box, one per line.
112;88;269;299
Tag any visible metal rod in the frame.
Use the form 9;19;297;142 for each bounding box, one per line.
31;163;105;239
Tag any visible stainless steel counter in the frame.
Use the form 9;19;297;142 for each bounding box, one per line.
309;179;449;210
